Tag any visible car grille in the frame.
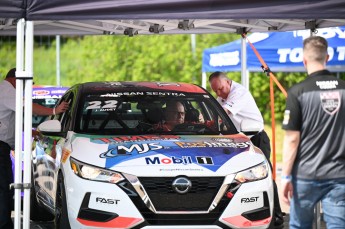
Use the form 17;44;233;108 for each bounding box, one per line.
139;177;224;211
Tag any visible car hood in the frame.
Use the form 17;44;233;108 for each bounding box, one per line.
70;133;266;176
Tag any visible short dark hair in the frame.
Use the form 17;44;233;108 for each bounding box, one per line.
5;68;16;79
208;71;227;82
303;36;328;63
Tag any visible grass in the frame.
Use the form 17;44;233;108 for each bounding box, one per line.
264;123;284;163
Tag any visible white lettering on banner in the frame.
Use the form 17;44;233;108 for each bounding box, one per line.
289;48;303;62
278;47;345;63
328;47;334;61
294;27;345;40
209;51;240;67
337;47;345;61
277;48;303;63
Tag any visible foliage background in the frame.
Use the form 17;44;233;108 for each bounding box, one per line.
1;34;344;124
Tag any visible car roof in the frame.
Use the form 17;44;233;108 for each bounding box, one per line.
78;81;208;95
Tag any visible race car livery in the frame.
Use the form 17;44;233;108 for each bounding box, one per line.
31;82;274;229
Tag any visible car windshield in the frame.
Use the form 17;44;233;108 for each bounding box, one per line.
76;93;238;135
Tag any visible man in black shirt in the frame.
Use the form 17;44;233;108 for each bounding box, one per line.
281;36;345;228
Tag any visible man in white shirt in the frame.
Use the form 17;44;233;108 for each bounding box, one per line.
0;68;68;228
209;71;284;228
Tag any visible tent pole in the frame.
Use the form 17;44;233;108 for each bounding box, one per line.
241;36;249;90
202;72;207;89
56;35;61;86
22;21;34;229
14;18;25;229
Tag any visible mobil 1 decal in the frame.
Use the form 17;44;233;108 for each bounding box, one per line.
144;141;250;172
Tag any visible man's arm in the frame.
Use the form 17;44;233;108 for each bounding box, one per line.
281;130;300;205
32;101;69;116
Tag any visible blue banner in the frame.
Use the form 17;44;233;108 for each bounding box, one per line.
202;27;345;72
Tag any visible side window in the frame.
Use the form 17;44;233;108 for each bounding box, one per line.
55;92;74;132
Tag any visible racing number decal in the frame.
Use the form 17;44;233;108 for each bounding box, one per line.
86;100;118;110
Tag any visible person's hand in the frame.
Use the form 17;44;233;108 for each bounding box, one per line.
281;181;293;206
55;101;69;115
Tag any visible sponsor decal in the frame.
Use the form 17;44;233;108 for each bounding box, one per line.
316;80;338;89
145;156;193;165
100;92;185;97
94;135;180;144
241;197;259;203
159;168;204;172
196;156;213;165
282;110;290;125
32;90;50;96
156;82;181;87
175;141;251;148
100;143;163;158
96;197;120;205
212;138;234;143
61;148;71;163
320;91;341;115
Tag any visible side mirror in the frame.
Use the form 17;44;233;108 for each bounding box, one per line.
240;119;262;136
37;120;62;133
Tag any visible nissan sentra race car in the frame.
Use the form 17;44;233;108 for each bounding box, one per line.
31;82;274;229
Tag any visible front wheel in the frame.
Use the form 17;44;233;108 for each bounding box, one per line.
55;173;71;229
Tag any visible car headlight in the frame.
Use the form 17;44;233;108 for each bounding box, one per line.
70;157;124;184
234;162;268;183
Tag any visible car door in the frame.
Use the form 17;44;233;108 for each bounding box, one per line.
33;92;74;206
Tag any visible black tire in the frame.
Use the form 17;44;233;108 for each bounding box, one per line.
30;173;54;221
55;173;71;229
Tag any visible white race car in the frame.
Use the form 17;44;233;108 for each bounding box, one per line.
31;82;274;229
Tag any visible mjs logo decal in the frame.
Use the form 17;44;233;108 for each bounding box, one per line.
100;143;163;158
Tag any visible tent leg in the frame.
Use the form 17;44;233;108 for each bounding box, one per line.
202;72;207;89
241;36;249;90
14;18;25;229
22;21;34;229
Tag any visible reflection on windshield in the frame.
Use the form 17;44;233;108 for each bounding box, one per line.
77;94;237;135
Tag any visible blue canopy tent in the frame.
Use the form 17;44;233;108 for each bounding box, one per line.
202;26;345;87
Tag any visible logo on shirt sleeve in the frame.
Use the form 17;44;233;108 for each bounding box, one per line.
282;110;290;125
320;91;341;115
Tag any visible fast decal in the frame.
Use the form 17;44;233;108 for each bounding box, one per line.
100;143;164;158
174;141;251;149
85;100;118;111
61;148;71;163
320;91;341;115
92;135;180;144
96;197;120;205
241;197;259;203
